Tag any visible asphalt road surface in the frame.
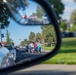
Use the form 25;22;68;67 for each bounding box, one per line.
16;49;48;64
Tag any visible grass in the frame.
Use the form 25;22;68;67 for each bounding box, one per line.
41;45;55;50
36;18;42;21
42;37;76;64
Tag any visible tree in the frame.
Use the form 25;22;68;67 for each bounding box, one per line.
20;39;28;46
71;25;76;32
11;42;15;46
35;33;42;42
5;0;29;16
0;1;10;29
20;41;25;46
6;0;29;9
49;0;64;23
10;39;15;46
29;32;35;41
36;5;44;18
60;20;67;32
41;25;56;46
32;13;37;16
6;29;13;44
70;10;76;32
70;10;76;24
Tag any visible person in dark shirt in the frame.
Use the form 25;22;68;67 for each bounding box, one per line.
0;42;2;47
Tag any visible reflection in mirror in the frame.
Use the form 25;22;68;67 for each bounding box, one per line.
0;22;57;69
0;0;57;69
3;0;51;25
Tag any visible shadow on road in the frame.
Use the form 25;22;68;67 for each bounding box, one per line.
16;50;48;64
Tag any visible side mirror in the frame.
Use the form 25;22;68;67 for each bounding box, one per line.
0;0;61;73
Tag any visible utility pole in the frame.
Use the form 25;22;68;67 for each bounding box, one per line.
0;23;2;43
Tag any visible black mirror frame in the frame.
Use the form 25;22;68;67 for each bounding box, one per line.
0;0;61;74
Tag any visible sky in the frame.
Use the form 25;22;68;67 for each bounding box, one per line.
1;0;41;46
61;0;76;20
18;0;37;17
1;0;76;45
1;19;42;45
26;1;37;17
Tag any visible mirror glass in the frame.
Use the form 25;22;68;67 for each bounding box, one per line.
0;0;57;69
3;0;51;25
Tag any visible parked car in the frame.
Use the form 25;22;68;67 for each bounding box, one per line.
0;47;15;68
4;44;16;62
61;32;76;38
42;14;49;24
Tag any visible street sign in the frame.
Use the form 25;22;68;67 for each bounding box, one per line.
1;34;4;38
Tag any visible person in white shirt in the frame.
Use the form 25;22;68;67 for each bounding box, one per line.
29;42;34;53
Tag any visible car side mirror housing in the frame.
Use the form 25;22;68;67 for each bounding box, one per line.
0;0;61;73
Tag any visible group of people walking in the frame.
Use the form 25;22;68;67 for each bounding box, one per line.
25;41;41;53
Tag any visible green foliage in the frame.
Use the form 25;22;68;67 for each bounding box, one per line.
20;25;56;47
20;39;28;46
41;45;54;50
60;20;67;32
7;0;29;8
49;0;64;23
6;29;11;44
70;10;76;24
6;0;29;14
29;32;35;41
41;25;56;46
72;24;76;32
37;5;44;18
35;33;42;42
32;13;37;16
36;0;64;21
70;10;76;32
20;32;43;46
6;29;14;44
42;38;76;64
0;1;10;29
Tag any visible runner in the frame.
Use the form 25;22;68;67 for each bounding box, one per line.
33;42;38;53
29;42;34;53
36;41;41;53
